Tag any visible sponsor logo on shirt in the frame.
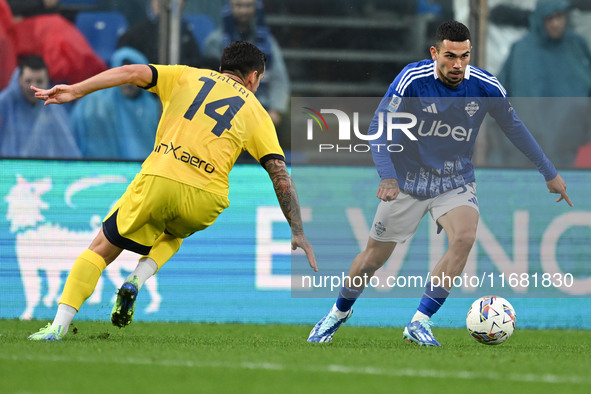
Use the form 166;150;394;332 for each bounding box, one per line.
416;121;474;142
154;142;215;173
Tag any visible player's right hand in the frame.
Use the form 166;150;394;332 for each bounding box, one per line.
376;178;399;201
31;84;78;105
292;234;318;272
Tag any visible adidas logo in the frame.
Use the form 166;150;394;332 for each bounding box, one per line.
422;103;438;113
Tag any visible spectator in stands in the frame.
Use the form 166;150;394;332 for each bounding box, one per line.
204;0;290;128
486;0;591;168
486;0;536;75
6;0;107;85
500;0;591;97
0;55;81;158
70;47;160;160
486;0;591;76
0;0;16;90
117;0;201;67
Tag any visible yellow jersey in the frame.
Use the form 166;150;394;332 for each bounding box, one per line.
140;64;284;197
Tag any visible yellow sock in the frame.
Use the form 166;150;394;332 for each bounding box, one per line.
59;249;106;311
144;233;183;272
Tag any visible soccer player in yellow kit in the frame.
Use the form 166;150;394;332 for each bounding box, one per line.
28;41;317;340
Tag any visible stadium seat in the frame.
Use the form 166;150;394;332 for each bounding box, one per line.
184;14;217;54
75;11;129;64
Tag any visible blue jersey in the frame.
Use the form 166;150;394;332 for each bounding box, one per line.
369;59;557;199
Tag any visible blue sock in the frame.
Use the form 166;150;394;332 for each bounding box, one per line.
335;286;363;312
417;282;450;317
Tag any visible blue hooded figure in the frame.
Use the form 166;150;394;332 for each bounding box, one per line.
499;0;591;97
0;55;81;159
488;0;591;168
70;47;161;160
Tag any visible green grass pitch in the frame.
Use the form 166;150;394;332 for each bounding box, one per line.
1;319;589;393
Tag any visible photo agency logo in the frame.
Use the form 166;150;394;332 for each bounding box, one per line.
302;105;418;153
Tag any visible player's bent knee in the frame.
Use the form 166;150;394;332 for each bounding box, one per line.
450;231;476;251
89;229;123;265
362;246;395;271
359;255;385;272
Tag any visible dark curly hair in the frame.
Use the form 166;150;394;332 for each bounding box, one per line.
220;41;266;80
435;21;471;49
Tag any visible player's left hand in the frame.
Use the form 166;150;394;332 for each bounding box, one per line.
292;234;318;272
546;174;573;207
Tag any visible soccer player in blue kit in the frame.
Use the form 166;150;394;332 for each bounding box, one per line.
308;21;572;346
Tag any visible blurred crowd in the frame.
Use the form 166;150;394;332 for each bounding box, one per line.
0;0;590;168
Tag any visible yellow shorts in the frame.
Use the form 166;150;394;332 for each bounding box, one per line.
102;174;229;254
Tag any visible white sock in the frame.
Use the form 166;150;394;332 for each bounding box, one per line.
51;304;77;335
331;303;350;319
126;257;158;290
411;310;430;322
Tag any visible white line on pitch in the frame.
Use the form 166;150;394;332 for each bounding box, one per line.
2;354;588;385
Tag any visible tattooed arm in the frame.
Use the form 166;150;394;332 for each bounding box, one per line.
264;158;318;272
376;178;400;201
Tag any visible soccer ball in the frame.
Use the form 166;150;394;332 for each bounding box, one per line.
466;295;516;345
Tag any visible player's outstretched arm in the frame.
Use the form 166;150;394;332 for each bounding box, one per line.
546;174;573;207
31;64;153;105
376;178;400;201
263;158;318;272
